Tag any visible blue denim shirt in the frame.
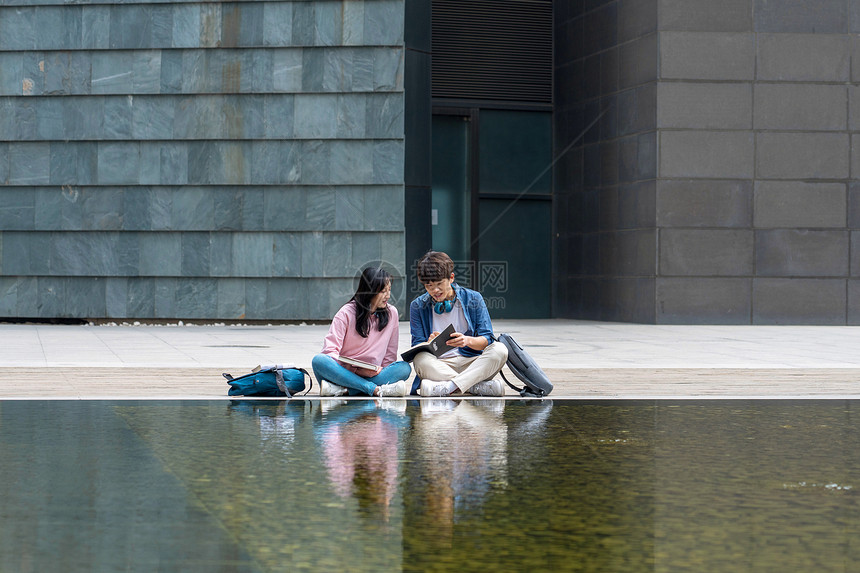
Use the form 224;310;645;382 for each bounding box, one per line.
409;283;494;358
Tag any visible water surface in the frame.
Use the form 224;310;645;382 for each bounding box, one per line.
1;399;858;572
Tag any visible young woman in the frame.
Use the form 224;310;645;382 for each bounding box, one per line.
312;266;411;397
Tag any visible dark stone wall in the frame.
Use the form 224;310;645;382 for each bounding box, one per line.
656;0;858;324
553;0;658;322
403;0;432;304
555;0;860;324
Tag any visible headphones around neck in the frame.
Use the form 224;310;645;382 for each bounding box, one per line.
433;299;454;314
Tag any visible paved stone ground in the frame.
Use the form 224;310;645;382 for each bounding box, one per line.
2;320;860;399
2;367;859;399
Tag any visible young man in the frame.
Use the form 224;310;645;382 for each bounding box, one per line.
409;251;508;397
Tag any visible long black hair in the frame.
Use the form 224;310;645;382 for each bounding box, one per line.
351;266;391;338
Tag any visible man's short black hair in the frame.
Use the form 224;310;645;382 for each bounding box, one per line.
416;251;454;284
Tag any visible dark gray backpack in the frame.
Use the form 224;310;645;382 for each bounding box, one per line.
495;333;553;397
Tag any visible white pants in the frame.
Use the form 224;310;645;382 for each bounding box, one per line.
413;342;508;393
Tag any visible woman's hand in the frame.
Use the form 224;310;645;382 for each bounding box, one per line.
427;331;441;342
354;365;382;378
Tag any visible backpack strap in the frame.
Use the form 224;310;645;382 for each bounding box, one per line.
499;369;543;397
274;369;290;397
275;367;314;398
499;369;524;394
297;367;314;396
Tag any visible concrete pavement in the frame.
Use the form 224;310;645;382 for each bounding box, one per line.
2;319;860;399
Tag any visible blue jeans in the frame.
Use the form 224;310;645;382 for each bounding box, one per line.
311;354;412;396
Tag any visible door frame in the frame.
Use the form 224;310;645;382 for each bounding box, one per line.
432;106;480;263
432;102;554;261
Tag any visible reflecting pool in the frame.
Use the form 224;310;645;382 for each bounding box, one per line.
1;399;860;572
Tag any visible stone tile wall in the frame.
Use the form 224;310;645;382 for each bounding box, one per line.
0;0;407;321
556;0;860;324
656;0;858;324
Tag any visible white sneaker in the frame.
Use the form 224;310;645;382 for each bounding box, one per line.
420;379;453;397
319;380;348;397
467;379;505;397
376;380;408;397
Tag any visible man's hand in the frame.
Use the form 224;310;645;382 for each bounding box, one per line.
429;331;488;351
448;332;489;351
447;332;470;348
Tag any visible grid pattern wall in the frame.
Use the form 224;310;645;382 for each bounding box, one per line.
656;0;860;325
0;0;407;321
555;0;860;325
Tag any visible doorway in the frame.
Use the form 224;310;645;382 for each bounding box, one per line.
430;108;552;318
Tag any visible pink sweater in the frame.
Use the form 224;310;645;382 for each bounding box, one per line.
321;301;400;370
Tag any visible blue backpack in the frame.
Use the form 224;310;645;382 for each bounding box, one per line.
223;365;313;398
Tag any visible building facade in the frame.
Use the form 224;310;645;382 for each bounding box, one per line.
555;0;860;324
0;0;414;321
0;0;857;324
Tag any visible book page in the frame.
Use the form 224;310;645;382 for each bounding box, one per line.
337;355;379;370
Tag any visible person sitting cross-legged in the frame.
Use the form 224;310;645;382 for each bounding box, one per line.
408;251;508;397
312;266;411;398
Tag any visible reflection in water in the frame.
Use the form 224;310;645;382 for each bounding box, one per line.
410;399;509;546
230;398;304;453
3;400;860;571
318;400;408;523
